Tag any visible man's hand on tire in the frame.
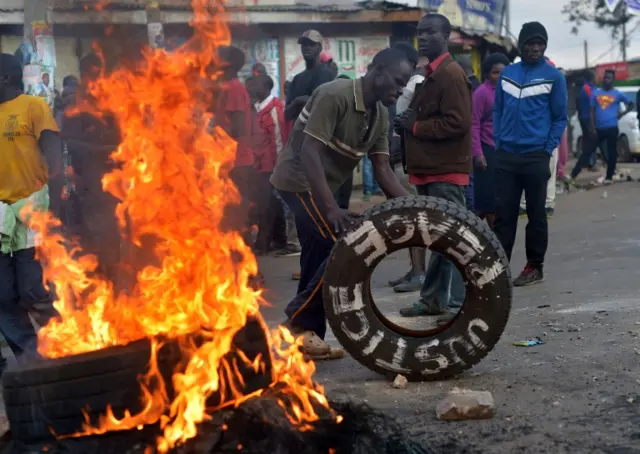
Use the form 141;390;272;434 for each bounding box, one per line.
326;206;362;235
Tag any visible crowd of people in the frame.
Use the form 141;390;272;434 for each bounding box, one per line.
0;12;635;368
271;16;574;360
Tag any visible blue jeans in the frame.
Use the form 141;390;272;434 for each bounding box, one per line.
0;248;59;361
362;155;380;195
415;182;466;312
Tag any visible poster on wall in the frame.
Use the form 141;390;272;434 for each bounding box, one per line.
19;21;58;110
418;0;504;33
284;36;390;82
23;64;56;108
233;39;281;98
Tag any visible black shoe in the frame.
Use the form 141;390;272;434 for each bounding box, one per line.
513;266;544;287
546;207;554;219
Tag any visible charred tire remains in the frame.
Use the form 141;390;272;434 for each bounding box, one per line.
323;196;512;381
2;318;272;443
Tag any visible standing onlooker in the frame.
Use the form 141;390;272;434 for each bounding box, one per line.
249;74;290;255
577;71;597;170
0;53;61;362
457;55;480;91
320;52;339;79
271;49;413;359
519;57;564;219
472;53;509;229
62;54;123;286
284;30;334;123
568;69;633;184
215;46;255;230
396;14;473;323
493;22;567;286
387;42;430;293
214;46;265;286
361;155;383;201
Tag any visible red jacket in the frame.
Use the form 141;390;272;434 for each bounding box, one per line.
253;96;288;173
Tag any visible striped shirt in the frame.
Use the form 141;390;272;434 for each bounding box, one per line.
270;78;389;194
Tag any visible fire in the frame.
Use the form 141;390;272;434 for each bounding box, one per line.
29;0;331;450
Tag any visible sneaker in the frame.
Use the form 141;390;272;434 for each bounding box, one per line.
513;265;544;287
362;193;371;201
399;299;444;317
291;270;301;281
563;176;575;190
518;207;527;218
436;310;459;325
388;270;413;287
275;243;301;257
604;179;613;185
546;207;554;219
393;273;425;293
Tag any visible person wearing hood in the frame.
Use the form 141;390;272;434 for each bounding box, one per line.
492;22;567;287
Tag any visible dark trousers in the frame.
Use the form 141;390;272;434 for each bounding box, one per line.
254;172;287;252
464;172;475;212
572;127;619;181
494;150;551;269
0;248;59;361
279;190;335;339
416;182;466;311
578;119;597;168
334;174;353;210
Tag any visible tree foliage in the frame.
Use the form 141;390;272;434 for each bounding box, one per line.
562;0;632;37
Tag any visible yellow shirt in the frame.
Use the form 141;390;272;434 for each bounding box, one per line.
0;95;59;203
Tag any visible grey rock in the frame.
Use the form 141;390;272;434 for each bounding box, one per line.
392;374;408;389
436;388;495;421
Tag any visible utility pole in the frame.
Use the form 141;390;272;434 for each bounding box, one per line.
146;1;165;48
621;21;627;62
505;0;510;37
23;0;48;43
583;40;588;69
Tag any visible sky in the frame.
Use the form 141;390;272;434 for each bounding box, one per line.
509;0;640;69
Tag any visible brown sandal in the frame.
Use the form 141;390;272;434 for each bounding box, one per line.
299;331;344;361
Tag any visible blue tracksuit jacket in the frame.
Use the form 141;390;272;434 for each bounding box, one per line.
493;59;568;155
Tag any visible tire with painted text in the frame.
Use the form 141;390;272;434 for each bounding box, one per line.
322;196;512;381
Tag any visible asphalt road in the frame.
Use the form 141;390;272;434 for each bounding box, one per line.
259;180;640;454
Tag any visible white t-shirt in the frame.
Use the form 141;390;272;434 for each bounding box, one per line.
396;74;425;116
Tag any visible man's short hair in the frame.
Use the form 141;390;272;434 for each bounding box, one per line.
0;53;23;88
370;48;410;71
219;46;246;73
604;69;615;76
584;70;595;82
393;42;419;66
63;75;79;88
422;13;451;35
80;53;102;77
254;74;274;91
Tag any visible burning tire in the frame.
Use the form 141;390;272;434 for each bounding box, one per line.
2;318;272;443
322;196;512;381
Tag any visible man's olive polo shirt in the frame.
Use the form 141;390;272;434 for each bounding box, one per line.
270;78;389;194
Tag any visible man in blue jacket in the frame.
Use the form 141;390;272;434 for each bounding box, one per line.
493;22;568;286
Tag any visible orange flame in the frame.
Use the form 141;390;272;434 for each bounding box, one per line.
30;0;331;451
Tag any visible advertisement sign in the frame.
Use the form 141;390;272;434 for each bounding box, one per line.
419;0;505;33
284;36;390;82
595;61;629;82
626;0;640;15
234;38;281;97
